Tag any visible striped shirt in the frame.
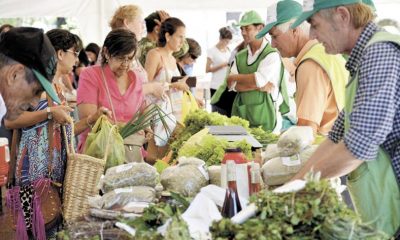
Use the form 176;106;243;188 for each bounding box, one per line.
328;22;400;181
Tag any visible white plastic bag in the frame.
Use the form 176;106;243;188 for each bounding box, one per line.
262;145;318;186
160;157;209;197
154;95;177;147
277;126;314;156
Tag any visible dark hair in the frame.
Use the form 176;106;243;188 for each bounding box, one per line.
145;12;161;33
219;27;232;40
186;38;201;60
0;24;13;33
46;29;83;52
101;28;137;65
85;43;100;56
158;17;185;47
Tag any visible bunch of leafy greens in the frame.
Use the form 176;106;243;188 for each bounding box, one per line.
249;126;279;147
169;109;274;160
123;192;190;240
178;134;252;166
210;180;388;240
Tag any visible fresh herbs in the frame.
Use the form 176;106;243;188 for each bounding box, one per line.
210;180;387;240
123;192;190;240
119;103;173;139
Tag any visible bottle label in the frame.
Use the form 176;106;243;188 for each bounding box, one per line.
226;160;236;181
281;154;301;167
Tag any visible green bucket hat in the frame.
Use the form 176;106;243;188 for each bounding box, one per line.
256;0;303;39
291;0;362;29
235;10;264;27
173;39;189;59
363;0;376;12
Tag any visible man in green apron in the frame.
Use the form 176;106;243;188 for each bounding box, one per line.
224;10;293;132
290;0;400;237
256;0;348;136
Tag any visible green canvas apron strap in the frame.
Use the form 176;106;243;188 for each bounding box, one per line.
344;72;400;237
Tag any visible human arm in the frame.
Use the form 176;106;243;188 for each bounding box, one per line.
206;57;228;73
292;139;363;179
228;52;282;93
144;49;161;82
143;81;166;99
295;60;331;135
4;105;73;129
74;106;111;135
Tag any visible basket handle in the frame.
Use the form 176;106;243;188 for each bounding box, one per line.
63;124;76;155
62;123;117;162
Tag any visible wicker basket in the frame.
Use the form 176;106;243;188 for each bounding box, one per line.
62;125;113;223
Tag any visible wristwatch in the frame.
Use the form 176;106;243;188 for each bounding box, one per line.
46;107;53;120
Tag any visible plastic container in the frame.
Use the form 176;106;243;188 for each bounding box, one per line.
0;138;10;186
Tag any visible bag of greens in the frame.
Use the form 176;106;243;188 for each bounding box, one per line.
84;115;125;169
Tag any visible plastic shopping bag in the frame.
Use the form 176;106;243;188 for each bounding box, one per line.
181;90;199;123
153;95;177;147
84;115;125;169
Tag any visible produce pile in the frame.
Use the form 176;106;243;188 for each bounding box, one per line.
178;134;252;166
123;192;191;240
210;179;388;240
169;110;278;160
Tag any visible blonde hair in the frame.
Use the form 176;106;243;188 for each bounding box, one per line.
320;3;374;29
109;5;142;30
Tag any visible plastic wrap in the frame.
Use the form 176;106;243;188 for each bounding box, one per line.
262;145;318;186
100;162;159;193
277;126;314;157
208;165;221;187
261;144;280;163
160;157;209;197
90;186;156;210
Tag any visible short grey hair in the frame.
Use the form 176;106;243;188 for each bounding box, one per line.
276;18;310;35
0;53;36;84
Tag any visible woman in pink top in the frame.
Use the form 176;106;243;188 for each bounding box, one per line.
77;29;144;152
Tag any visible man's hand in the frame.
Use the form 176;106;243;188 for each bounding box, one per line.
260;82;275;93
155;10;170;25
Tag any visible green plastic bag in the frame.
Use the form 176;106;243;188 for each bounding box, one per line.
84;115;125;169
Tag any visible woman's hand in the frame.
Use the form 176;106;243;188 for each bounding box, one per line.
51;105;74;125
86;107;112;126
170;76;190;91
196;97;204;108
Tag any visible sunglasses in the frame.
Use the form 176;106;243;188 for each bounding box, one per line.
190;54;198;60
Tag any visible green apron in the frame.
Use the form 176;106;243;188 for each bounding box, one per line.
344;33;400;236
230;44;290;131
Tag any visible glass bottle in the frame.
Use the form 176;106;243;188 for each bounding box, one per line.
221;160;242;218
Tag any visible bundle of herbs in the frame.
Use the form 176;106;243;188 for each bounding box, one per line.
119;102;173;139
122;192;190;240
210;179;388;240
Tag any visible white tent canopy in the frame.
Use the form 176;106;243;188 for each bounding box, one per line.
1;0;400;79
1;0;399;45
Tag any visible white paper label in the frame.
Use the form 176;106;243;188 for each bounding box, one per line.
281;155;301;167
115;164;134;173
221;163;250;200
198;164;210;181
